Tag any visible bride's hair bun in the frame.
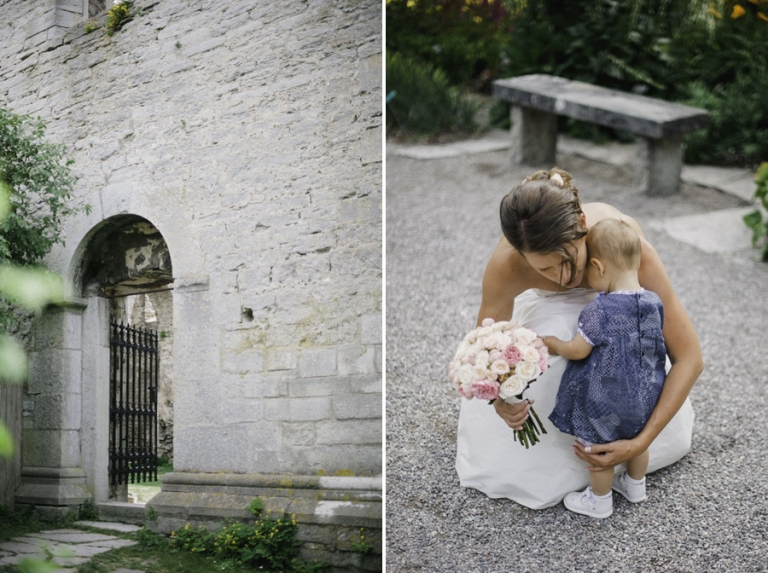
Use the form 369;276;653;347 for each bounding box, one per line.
521;168;579;199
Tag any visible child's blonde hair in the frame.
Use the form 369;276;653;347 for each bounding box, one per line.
586;218;642;271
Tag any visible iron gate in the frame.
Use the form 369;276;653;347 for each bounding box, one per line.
109;320;159;486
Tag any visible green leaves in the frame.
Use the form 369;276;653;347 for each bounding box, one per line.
743;162;768;261
0;265;65;312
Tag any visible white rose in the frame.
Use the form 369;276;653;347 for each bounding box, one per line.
473;363;490;379
521;346;540;363
458;364;476;385
515;328;537;345
477;326;493;339
454;340;470;360
516;361;542;382
496;333;512;349
499;374;528;402
490;360;510;376
464;329;478;344
475;350;490;366
482;332;501;350
491;321;507;332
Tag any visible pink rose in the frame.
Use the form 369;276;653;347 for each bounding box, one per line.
539;354;548;373
489;350;502;363
502;344;522;365
470;378;500;401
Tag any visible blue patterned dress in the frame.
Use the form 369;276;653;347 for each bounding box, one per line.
548;289;666;444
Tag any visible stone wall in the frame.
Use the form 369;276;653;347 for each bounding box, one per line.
1;0;381;472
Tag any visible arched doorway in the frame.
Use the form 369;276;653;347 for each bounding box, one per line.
74;215;174;505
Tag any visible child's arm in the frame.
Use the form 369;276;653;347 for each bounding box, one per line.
543;333;593;361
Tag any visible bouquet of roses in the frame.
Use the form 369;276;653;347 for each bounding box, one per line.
448;318;549;448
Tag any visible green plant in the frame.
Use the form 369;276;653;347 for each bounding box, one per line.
743;163;768;261
175;41;182;49
246;497;263;516
145;506;158;522
170;514;325;572
386;52;479;139
84;20;98;33
136;526;166;549
350;528;373;554
77;499;99;520
105;1;133;36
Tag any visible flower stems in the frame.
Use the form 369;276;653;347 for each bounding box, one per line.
514;405;547;448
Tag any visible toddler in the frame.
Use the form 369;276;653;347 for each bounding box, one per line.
543;218;666;519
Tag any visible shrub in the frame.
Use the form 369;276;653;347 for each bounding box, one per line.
386;0;518;88
386;52;479;139
743;163;768;261
682;76;768;167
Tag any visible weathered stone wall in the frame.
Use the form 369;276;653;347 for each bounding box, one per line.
0;0;381;485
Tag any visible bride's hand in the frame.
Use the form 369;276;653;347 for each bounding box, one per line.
493;399;533;431
572;438;641;470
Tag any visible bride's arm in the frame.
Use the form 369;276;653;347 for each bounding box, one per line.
576;234;704;469
478;239;534;430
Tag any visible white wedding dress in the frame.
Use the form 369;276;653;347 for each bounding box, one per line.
456;287;695;509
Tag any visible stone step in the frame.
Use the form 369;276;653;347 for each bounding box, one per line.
95;501;147;525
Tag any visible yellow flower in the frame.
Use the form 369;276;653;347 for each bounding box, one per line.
731;4;746;17
748;0;757;4
759;10;768;19
406;0;416;7
708;3;723;18
473;16;482;23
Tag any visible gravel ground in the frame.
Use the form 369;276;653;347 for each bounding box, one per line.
385;146;768;572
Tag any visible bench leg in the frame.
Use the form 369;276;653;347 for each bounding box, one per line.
637;135;684;196
510;106;557;167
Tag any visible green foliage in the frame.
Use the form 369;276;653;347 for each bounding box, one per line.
350;528;373;554
84;20;98;34
145;506;159;522
386;0;518;88
743;163;768;261
77;499;99;521
246;497;263;516
135;526;166;549
105;1;133;36
386;52;479;139
170;515;325;572
0;107;81;267
682;77;768;167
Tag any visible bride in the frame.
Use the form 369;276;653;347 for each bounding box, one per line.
456;168;701;509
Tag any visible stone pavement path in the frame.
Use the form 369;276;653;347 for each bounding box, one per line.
0;522;140;573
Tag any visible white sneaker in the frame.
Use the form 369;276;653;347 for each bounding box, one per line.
612;472;647;503
563;486;612;519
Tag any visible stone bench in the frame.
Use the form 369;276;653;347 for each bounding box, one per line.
491;74;710;196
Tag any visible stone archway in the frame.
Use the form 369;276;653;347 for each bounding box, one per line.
77;216;174;504
15;215;175;515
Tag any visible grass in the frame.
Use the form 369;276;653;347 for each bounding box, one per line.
0;517;276;573
128;461;173;503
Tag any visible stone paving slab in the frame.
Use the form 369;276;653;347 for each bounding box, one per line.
75;520;142;533
647;206;756;253
28;530;117;543
0;527;138;572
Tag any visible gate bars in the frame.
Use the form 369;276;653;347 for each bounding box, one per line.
109;320;159;486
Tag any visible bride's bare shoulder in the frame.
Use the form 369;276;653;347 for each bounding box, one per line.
583;202;644;236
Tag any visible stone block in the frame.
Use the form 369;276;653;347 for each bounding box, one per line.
333;394;381;420
174;378;220;426
283;422;316;447
264;397;331;422
32;308;83;351
174;424;251;473
358;54;381;94
301;445;381;477
289;377;350;398
27;348;82;395
360;314;382;345
32;393;81;431
299;348;337;378
266;347;298;371
337;345;376;375
222;397;264;423
510;105;558;166
316;419;381;446
360;126;382;166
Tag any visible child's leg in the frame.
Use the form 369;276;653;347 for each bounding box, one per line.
626;448;649;481
589;466;615;497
